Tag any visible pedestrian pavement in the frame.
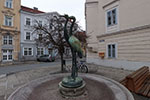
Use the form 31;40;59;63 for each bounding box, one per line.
0;59;72;76
0;62;149;100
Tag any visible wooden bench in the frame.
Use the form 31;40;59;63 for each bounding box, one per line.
120;66;150;97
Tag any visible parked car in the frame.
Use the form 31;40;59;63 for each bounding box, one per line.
37;54;55;62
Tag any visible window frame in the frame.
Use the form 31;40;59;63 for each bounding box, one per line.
2;50;13;61
25;32;31;40
5;0;13;8
105;5;119;33
37;47;44;56
4;15;13;27
39;20;42;26
25;17;31;26
106;8;117;27
3;35;13;45
106;43;117;59
38;34;42;40
23;47;33;56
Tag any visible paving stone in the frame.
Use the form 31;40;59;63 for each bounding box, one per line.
0;63;149;100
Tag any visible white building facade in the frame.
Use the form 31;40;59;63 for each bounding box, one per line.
85;0;150;70
20;6;58;61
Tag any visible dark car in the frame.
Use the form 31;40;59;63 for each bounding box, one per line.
37;54;55;62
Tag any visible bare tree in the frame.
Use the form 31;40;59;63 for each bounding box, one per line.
33;14;81;72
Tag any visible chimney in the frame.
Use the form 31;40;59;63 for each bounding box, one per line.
33;7;38;10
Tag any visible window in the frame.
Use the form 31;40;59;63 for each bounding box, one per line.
3;50;7;60
3;50;13;61
25;32;31;40
107;44;116;58
39;20;42;26
4;15;13;26
8;50;13;60
65;48;70;56
3;35;13;45
24;48;33;56
25;18;31;26
39;34;42;40
107;8;117;26
37;48;44;55
5;0;13;8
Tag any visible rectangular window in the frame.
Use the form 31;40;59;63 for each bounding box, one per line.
24;48;28;55
3;36;8;45
3;55;7;60
3;50;7;61
107;44;116;58
8;50;12;60
8;35;12;44
26;32;31;40
37;48;44;55
24;48;33;56
39;20;42;26
5;0;13;8
3;50;13;61
5;15;13;26
28;48;32;55
26;18;31;26
107;8;117;26
3;35;13;45
39;34;42;40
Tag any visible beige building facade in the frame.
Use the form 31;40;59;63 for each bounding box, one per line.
0;0;20;62
85;0;150;70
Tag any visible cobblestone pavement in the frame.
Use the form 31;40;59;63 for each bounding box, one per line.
0;62;149;100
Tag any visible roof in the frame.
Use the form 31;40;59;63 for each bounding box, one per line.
21;6;45;14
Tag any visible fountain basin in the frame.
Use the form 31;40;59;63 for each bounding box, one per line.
8;73;134;100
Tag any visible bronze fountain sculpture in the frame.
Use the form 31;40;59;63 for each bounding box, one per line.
59;14;85;97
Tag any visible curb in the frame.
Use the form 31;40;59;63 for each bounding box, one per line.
0;74;6;79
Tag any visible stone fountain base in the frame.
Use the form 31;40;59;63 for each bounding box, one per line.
8;73;134;100
59;81;86;97
59;76;86;97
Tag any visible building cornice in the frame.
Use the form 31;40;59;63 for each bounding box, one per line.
97;24;150;38
85;1;98;5
103;0;120;9
20;10;59;17
2;10;15;16
0;28;20;34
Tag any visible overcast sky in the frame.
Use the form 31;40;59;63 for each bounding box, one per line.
21;0;86;30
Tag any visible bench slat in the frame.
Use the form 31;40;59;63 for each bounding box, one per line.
121;66;150;98
120;79;127;86
137;75;150;95
127;66;148;79
126;67;149;92
133;69;149;82
145;76;150;97
147;89;150;97
138;82;148;94
143;81;150;96
134;71;149;92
